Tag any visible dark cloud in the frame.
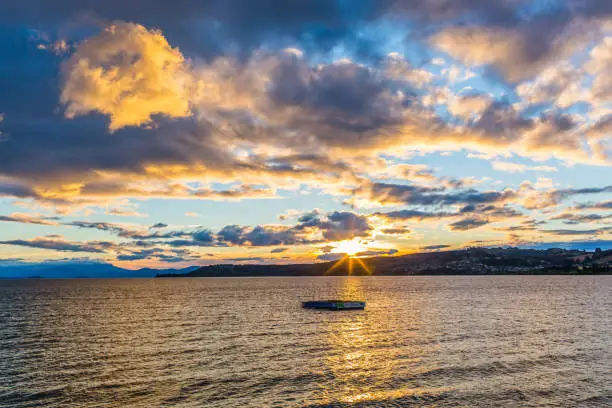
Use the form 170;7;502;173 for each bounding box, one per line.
380;228;411;235
575;200;612;210
317;253;345;261
116;248;198;262
551;212;612;225
150;223;168;229
269;57;410;140
65;220;132;236
358;182;516;207
449;218;490;231
375;209;455;220
223;257;266;262
0;1;349;57
460;204;524;218
354;248;397;257
271;248;289;253
0;27;250;184
0;258;25;263
65;221;193;241
0;214;59;225
0;181;38;199
58;210;373;248
319;211;372;241
241;226;300;246
217;225;248;245
0;237;115;253
494;219;545;232
0;0;550;61
470;100;533;136
0;113;228;182
430;5;610;83
535;186;612;209
421;244;450;250
541;228;611;236
192;229;215;244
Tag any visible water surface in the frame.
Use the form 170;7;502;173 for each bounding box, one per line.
0;276;610;407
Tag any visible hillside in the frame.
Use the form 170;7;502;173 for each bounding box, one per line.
158;247;612;277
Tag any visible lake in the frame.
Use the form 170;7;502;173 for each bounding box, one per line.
0;276;610;407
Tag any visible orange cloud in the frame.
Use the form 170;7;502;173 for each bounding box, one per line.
61;22;193;131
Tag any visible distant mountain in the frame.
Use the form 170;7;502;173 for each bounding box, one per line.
0;261;196;279
158;247;612;277
520;240;612;252
4;246;612;279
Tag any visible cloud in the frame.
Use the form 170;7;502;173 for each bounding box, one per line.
541;227;612;236
150;223;168;229
550;212;612;225
448;94;492;119
106;207;146;217
116;247;199;262
0;21;609;218
220;225;301;246
0;258;25;263
223;257;266;262
0;181;38;199
491;161;557;173
64;220;136;237
317;253;345;261
459;204;523;219
55;210;373;249
1;0;548;63
319;211;372;241
64;220;193;240
0;237;115;253
354;248;398;257
375;209;455;221
575;200;612;210
430;19;597;83
5;2;612;266
380;228;412;235
353;182;517;207
270;248;288;253
586;37;612;102
61;22;193;131
523;185;612;209
448;218;490;231
0;213;59;226
494;219;545;232
421;244;450;250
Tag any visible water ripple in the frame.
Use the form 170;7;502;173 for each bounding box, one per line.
0;276;610;407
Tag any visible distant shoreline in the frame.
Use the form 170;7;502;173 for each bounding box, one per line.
156;247;612;278
1;272;610;280
155;271;611;278
4;247;612;279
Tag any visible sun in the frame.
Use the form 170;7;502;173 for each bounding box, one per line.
334;239;366;256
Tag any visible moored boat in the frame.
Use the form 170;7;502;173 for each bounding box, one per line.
302;300;365;310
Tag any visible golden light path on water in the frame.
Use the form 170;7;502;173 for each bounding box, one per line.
319;277;452;404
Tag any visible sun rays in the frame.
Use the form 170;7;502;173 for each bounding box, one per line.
329;256;371;276
333;239;367;256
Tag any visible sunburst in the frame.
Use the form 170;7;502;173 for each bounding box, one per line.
324;240;373;275
334;239;366;256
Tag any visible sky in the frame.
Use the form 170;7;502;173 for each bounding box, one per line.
2;0;612;268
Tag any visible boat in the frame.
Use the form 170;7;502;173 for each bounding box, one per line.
302;300;366;310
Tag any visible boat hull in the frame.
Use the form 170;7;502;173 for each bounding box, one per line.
302;300;365;310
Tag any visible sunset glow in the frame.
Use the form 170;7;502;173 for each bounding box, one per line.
1;1;612;269
333;240;367;256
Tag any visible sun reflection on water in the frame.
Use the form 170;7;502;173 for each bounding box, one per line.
317;277;451;405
